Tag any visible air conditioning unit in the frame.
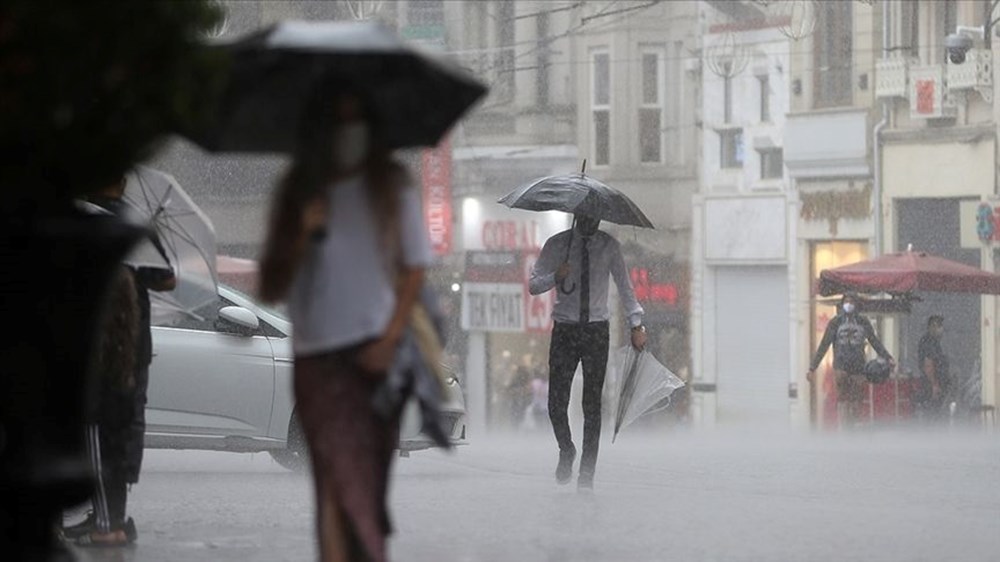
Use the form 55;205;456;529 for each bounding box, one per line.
909;65;957;119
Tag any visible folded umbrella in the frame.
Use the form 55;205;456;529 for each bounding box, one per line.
187;20;488;153
611;346;685;442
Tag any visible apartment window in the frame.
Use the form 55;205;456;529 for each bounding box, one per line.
494;0;515;101
719;129;743;169
759;148;783;179
536;12;550;108
936;1;957;64
639;49;665;164
814;0;853;108
592;49;611;166
758;75;770;122
899;1;919;58
723;70;733;123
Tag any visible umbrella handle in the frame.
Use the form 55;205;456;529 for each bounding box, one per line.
559;279;576;294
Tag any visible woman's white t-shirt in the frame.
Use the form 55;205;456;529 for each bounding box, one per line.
287;174;434;356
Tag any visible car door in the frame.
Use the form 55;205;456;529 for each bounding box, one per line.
146;296;276;440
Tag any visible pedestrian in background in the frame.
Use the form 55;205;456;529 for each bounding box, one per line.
916;315;951;422
259;83;433;562
808;293;894;428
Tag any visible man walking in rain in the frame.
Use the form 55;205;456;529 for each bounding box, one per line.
530;213;645;491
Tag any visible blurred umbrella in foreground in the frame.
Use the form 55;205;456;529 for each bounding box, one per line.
611;346;685;443
186;20;488;153
124;166;218;323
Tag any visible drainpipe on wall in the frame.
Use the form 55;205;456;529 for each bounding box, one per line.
872;0;890;256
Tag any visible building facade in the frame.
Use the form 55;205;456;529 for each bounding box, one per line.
691;1;797;426
874;0;998;418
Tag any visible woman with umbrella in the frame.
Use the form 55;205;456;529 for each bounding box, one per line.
258;83;434;562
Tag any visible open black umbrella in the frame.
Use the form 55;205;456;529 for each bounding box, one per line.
187;20;488;152
497;164;655;229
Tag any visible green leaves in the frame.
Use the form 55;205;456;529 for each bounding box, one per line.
0;0;226;205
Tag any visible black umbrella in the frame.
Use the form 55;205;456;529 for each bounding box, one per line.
497;164;655;229
187;20;488;152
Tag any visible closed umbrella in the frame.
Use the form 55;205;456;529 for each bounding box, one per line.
610;346;685;442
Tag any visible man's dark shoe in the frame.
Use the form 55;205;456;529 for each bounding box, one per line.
61;511;96;540
577;472;594;493
124;517;138;543
555;446;576;485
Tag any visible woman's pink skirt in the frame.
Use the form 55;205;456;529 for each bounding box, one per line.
294;348;399;562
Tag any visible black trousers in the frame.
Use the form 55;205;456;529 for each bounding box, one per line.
86;424;129;532
547;321;609;477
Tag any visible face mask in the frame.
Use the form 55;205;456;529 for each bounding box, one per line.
333;122;369;170
842;303;855;314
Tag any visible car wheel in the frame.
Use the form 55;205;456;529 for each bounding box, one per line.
269;411;309;471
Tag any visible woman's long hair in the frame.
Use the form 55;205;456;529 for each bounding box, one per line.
258;82;409;303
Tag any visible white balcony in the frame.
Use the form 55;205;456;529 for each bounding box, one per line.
784;109;869;179
876;56;911;99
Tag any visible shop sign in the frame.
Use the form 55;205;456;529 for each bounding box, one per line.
630;267;678;306
975;202;1000;243
462;198;569;252
422;137;452;256
465;251;521;283
461;282;524;332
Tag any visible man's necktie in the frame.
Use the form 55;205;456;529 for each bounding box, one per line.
580;237;590;324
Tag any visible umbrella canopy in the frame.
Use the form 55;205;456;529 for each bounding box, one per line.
818;250;1000;296
611;346;685;442
124;166;218;323
187;20;488;152
498;173;655;228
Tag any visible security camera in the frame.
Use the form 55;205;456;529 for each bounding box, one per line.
945;32;975;64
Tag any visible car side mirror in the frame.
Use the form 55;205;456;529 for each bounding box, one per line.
217;306;259;335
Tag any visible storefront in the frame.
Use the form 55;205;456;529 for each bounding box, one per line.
692;194;797;426
882;134;998;418
459;197;569;432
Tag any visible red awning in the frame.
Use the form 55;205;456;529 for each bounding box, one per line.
818;251;1000;296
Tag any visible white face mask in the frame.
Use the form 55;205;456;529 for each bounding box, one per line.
333;122;369;170
842;302;855;314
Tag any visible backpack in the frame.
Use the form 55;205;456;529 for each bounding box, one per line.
834;316;867;369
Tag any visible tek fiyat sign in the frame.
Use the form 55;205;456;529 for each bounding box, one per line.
461;198;570;252
461;282;524;332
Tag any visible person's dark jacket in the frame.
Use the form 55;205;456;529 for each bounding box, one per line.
89;266;140;430
810;312;892;374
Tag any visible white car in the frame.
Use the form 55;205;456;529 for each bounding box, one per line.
144;284;467;469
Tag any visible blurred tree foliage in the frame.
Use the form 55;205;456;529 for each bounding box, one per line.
0;0;225;208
